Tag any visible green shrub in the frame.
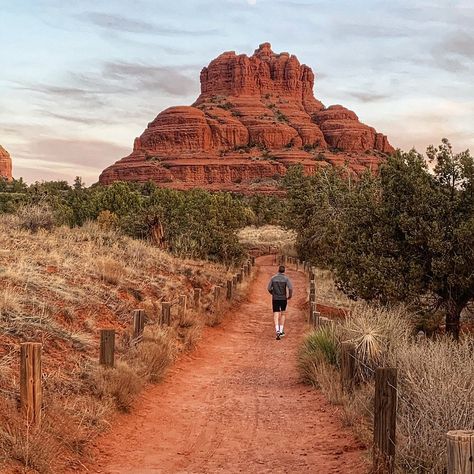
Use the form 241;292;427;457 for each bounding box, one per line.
301;327;338;366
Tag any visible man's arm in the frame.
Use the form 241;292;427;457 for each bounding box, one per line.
286;277;293;299
267;277;273;294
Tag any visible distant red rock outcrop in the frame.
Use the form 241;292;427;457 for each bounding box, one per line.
0;146;12;181
99;43;394;193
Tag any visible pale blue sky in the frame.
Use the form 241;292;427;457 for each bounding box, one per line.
1;0;473;183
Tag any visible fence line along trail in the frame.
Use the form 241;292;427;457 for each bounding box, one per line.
90;255;367;474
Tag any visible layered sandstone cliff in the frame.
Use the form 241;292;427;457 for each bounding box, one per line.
0;146;12;181
100;43;394;192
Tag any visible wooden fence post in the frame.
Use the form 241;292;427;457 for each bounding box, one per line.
447;430;474;474
341;342;357;394
374;368;398;474
20;342;42;426
309;301;317;324
251;256;256;266
99;329;115;368
132;309;146;342
237;271;242;284
213;286;222;310
312;311;320;328
179;295;187;320
162;302;172;326
227;279;233;300
193;288;201;310
309;280;316;303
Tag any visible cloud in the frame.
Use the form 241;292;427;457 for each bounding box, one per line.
8;137;131;184
347;91;390;103
432;31;474;72
78;12;220;36
247;0;257;5
102;62;198;96
78;12;155;33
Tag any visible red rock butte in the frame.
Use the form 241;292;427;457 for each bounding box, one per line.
99;43;394;193
0;146;13;181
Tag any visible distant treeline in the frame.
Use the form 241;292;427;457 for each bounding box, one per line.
0;177;284;264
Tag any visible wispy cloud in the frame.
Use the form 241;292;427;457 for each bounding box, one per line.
102;62;198;96
78;12;220;36
347;91;390;103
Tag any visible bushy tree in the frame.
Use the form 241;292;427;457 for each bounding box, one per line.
285;140;474;338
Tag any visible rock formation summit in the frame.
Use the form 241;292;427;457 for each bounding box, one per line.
0;146;12;181
99;43;394;193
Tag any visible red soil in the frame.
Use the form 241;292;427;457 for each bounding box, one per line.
89;255;368;473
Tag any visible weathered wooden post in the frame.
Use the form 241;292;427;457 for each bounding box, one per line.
132;309;146;342
213;286;222;310
237;271;242;284
309;279;316;304
233;274;238;286
309;301;317;324
193;288;201;310
99;329;115;368
162;302;172;326
20;342;42;426
251;256;256;266
447;430;474;474
312;311;321;328
374;368;398;474
179;295;187;320
227;279;233;300
341;342;357;394
303;261;307;273
240;267;245;281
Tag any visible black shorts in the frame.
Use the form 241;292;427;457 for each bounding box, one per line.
272;300;288;312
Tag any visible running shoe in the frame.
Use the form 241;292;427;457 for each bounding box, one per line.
280;331;285;337
276;332;281;340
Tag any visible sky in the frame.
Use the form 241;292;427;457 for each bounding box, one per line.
1;0;473;184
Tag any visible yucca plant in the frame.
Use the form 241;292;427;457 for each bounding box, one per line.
340;304;411;381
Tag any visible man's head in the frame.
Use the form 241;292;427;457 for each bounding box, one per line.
278;265;285;273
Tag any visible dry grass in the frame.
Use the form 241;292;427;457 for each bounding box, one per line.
314;268;354;308
0;216;240;472
238;225;296;254
133;326;176;383
299;270;474;473
88;361;144;412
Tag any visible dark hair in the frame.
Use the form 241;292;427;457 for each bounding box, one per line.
278;265;285;273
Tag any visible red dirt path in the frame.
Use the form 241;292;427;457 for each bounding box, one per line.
90;255;368;473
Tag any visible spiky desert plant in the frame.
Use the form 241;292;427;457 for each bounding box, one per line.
340;303;411;380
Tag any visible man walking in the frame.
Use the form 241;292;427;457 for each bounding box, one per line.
267;265;293;340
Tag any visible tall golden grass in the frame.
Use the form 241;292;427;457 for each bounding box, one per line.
237;225;296;254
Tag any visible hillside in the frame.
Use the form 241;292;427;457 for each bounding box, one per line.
99;43;394;193
0;215;234;472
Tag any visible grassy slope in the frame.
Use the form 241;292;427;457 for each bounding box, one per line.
0;215;235;472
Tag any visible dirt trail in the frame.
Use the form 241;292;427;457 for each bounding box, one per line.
91;256;368;473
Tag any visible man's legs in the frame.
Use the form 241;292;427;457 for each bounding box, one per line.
274;311;280;334
280;310;286;335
